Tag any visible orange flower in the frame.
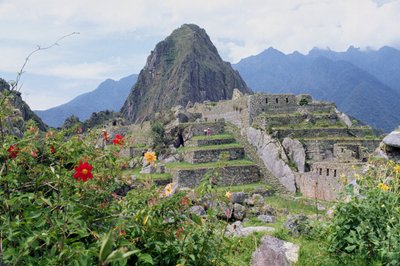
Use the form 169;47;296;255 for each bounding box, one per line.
181;196;190;206
103;130;109;142
30;149;38;158
144;151;157;163
50;145;56;154
73;161;94;182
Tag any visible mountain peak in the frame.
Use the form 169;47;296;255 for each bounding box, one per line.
121;24;251;123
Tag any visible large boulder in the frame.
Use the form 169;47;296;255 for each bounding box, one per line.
251;236;299;266
383;131;400;148
245;127;296;192
226;221;274;237
282;137;306;173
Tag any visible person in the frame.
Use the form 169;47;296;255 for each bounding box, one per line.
204;129;207;136
207;127;212;136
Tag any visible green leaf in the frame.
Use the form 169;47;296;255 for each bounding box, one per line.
345;245;357;252
99;231;114;262
138;253;154;265
191;214;202;226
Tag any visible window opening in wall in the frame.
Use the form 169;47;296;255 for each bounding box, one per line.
327;169;329;176
341;148;344;152
334;169;337;177
266;98;268;103
319;168;322;175
275;98;278;104
286;98;288;103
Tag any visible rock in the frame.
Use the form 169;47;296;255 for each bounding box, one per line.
246;127;296;192
129;160;138;169
326;206;336;219
282;137;306;173
231;192;248;204
163;155;178;163
335;108;352;127
278;208;289;216
251;236;299;266
186;101;193;109
233;203;246;221
257;215;276;223
156;164;166;173
226;221;275;237
383;131;400;148
245;193;264;207
284;215;311;237
232;88;244;100
260;205;276;216
140;165;156;174
189;205;206;216
176;112;189;123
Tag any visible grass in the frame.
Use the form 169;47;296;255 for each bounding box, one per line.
176;143;242;152
191;133;234;141
122;167;172;181
165;159;256;170
301;137;381;141
215;182;273;193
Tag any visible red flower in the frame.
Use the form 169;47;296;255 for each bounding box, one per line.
73;161;94;182
50;145;56;154
103;131;109;142
7;144;18;159
112;134;124;145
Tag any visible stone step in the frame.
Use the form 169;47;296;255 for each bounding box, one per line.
180;145;245;164
273;127;373;140
186;134;236;147
166;161;261;188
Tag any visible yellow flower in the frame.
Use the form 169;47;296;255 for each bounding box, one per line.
144;151;157;164
163;183;174;197
339;174;347;184
225;191;232;200
394;165;400;174
354;174;361;180
378;183;390;192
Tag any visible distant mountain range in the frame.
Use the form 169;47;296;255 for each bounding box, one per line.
35;74;137;127
233;46;400;132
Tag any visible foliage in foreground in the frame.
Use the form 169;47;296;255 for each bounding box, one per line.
0;122;227;265
327;158;400;265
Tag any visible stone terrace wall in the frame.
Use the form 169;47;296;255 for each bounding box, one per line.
172;165;260;188
275;127;372;139
182;147;245;164
303;139;380;162
182;121;225;138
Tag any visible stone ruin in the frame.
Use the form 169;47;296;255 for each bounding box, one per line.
180;90;381;201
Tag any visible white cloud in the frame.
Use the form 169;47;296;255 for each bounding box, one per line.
1;0;400;109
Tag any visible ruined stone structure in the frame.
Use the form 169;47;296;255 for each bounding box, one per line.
183;90;381;200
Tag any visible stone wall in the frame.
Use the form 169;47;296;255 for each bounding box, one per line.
182;147;245;164
172;165;260;188
188;96;249;127
182;121;225;138
186;137;235;147
253;113;338;129
275;127;372;139
296;161;365;201
248;94;298;121
303;139;380;162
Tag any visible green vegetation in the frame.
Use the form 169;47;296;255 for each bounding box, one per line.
177;142;241;152
191;133;234;140
166;159;256;170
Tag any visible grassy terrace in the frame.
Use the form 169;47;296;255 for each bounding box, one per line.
165;159;256;170
190;133;234;140
215;182;273;193
122;168;172;181
258;110;333;118
176;142;241;152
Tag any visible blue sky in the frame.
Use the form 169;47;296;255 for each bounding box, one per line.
0;0;399;110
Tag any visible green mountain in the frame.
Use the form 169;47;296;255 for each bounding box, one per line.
35;74;137;127
121;24;251;123
0;78;47;132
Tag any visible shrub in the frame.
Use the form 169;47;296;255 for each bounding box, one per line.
327;159;400;265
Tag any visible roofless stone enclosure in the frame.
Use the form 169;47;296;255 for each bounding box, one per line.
181;90;381;200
